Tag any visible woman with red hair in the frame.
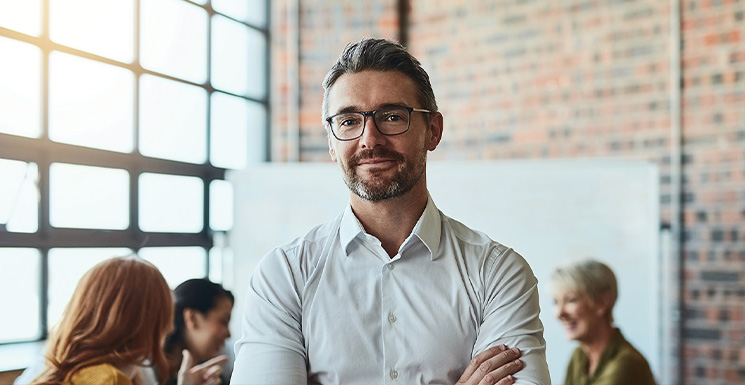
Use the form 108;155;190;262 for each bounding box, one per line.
31;256;224;385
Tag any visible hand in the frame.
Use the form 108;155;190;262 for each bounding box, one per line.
177;349;229;385
456;345;524;385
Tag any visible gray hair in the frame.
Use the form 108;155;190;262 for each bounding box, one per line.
321;38;438;120
551;259;618;309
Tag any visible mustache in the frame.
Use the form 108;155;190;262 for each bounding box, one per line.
349;148;405;166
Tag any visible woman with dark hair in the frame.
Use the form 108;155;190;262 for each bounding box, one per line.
29;256;225;385
163;279;234;385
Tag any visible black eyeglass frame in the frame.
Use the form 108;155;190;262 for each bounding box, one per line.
325;105;432;141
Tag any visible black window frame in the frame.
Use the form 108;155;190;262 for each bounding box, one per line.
0;0;270;344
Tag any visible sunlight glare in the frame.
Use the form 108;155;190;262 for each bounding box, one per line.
49;0;134;63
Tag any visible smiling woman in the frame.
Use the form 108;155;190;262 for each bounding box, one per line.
164;279;234;385
551;259;656;385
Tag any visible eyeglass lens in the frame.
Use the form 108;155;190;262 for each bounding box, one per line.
330;106;410;140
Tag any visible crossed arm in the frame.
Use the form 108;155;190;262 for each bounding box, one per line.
230;247;548;384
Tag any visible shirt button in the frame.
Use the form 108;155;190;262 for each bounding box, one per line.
387;264;394;270
390;370;398;379
388;314;397;323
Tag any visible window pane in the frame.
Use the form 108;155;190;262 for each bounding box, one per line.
0;248;40;343
0;37;41;138
208;246;225;283
50;163;129;229
212;0;266;27
139;75;207;163
47;248;131;328
0;159;39;233
0;0;42;36
211;15;266;99
140;0;207;83
211;92;267;168
49;52;134;152
210;179;233;231
140;246;206;288
49;0;134;63
139;173;203;232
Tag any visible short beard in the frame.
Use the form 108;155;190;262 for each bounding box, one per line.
341;146;427;202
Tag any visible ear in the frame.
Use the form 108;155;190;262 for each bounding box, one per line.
328;133;338;163
183;308;199;330
594;292;613;317
426;112;444;151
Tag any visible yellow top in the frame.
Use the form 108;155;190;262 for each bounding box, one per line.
64;363;133;385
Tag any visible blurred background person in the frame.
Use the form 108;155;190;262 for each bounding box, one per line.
551;259;655;385
163;279;233;385
29;256;173;385
26;256;225;385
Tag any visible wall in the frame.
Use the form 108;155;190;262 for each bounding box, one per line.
267;1;745;384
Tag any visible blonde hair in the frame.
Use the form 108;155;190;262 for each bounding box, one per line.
33;256;173;385
551;259;618;313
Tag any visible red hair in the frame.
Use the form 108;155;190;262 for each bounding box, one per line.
32;256;173;385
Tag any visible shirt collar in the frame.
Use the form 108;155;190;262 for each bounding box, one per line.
340;203;365;256
411;194;442;260
339;194;442;260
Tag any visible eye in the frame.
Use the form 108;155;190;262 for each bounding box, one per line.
381;111;405;122
335;114;361;127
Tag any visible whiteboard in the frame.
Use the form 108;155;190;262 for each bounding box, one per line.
228;160;661;384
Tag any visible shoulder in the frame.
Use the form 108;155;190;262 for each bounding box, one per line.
440;213;513;264
258;215;340;266
67;364;133;385
440;212;537;285
601;340;656;384
251;214;341;285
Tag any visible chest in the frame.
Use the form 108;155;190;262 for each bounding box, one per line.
301;246;481;384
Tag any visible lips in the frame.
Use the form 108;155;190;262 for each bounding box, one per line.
351;148;404;168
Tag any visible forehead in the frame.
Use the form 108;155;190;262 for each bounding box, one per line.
209;296;233;314
326;70;419;113
552;285;582;298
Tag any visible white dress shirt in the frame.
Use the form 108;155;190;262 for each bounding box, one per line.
231;195;550;385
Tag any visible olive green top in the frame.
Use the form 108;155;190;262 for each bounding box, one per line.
563;328;656;385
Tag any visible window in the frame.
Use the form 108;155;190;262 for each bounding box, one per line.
0;0;269;344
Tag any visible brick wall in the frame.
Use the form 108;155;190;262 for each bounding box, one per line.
680;0;745;384
270;0;399;162
270;0;745;383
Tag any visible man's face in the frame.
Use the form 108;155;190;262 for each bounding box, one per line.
325;70;441;202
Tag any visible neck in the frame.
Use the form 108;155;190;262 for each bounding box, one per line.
350;183;429;258
115;363;139;380
579;322;615;375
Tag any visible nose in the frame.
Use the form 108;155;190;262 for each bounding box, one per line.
358;115;386;149
554;302;565;320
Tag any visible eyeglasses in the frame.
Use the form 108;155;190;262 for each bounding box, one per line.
325;105;432;141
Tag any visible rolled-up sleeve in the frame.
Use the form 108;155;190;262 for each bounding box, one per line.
472;247;551;385
231;248;308;385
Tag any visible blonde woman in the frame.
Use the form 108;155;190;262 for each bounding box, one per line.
551;259;655;385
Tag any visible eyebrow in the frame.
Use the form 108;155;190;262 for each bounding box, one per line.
331;103;410;115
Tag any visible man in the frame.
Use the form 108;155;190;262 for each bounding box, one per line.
231;38;550;385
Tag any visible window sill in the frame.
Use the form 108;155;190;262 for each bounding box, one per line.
0;341;45;372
